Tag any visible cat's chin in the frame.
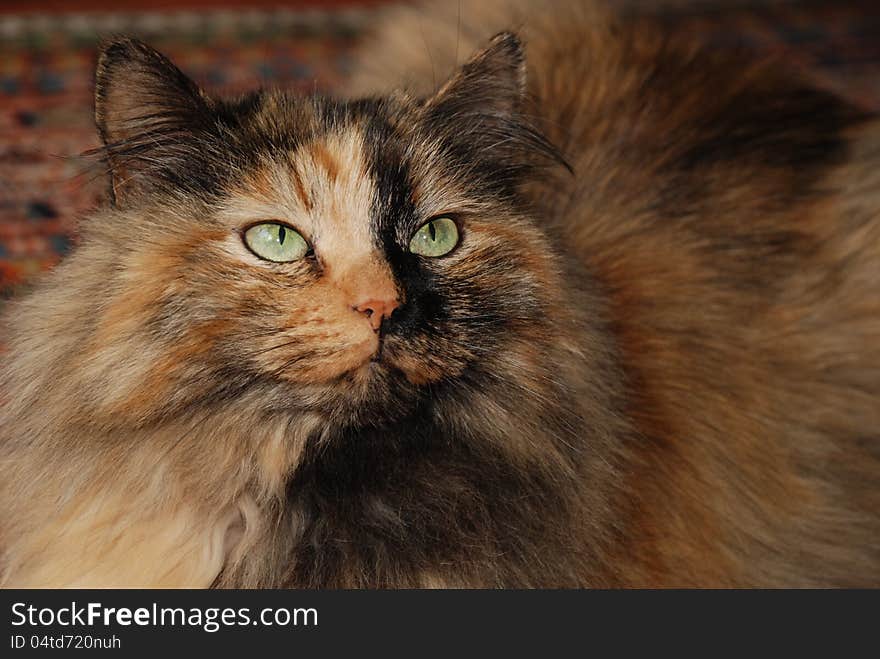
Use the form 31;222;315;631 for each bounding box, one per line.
287;336;458;426
346;354;406;389
317;352;423;407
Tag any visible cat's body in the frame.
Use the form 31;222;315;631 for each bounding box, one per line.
1;0;878;587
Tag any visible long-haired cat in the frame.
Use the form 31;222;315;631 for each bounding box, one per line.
1;0;878;587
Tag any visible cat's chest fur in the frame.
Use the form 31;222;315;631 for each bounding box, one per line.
225;413;591;588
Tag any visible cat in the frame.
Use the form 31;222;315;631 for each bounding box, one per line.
0;0;878;587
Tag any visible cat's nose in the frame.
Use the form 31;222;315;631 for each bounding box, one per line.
354;297;400;331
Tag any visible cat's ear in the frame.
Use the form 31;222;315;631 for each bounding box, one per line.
426;31;527;119
423;32;566;178
94;38;211;206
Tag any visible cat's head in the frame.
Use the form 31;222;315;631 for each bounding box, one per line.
87;35;575;426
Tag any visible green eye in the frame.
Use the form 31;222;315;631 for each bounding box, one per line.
244;222;309;263
409;217;459;257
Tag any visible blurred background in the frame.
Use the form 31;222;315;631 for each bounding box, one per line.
2;0;880;297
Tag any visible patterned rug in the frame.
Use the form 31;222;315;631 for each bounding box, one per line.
2;1;880;298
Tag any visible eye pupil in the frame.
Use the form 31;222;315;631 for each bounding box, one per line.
278;225;286;245
428;221;436;241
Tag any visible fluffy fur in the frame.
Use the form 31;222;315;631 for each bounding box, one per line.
1;0;878;587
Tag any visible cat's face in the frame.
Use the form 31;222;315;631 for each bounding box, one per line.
89;36;568;424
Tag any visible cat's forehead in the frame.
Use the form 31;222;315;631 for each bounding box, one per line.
219;123;377;259
215;93;484;254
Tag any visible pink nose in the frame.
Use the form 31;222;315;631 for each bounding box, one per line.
354;298;400;331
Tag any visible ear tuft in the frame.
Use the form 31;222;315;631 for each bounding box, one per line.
94;38;210;205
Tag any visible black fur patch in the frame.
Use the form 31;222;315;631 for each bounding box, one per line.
282;402;579;587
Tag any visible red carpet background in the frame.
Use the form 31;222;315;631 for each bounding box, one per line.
2;1;880;298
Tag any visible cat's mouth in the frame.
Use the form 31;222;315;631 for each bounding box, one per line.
339;330;389;379
359;334;447;387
